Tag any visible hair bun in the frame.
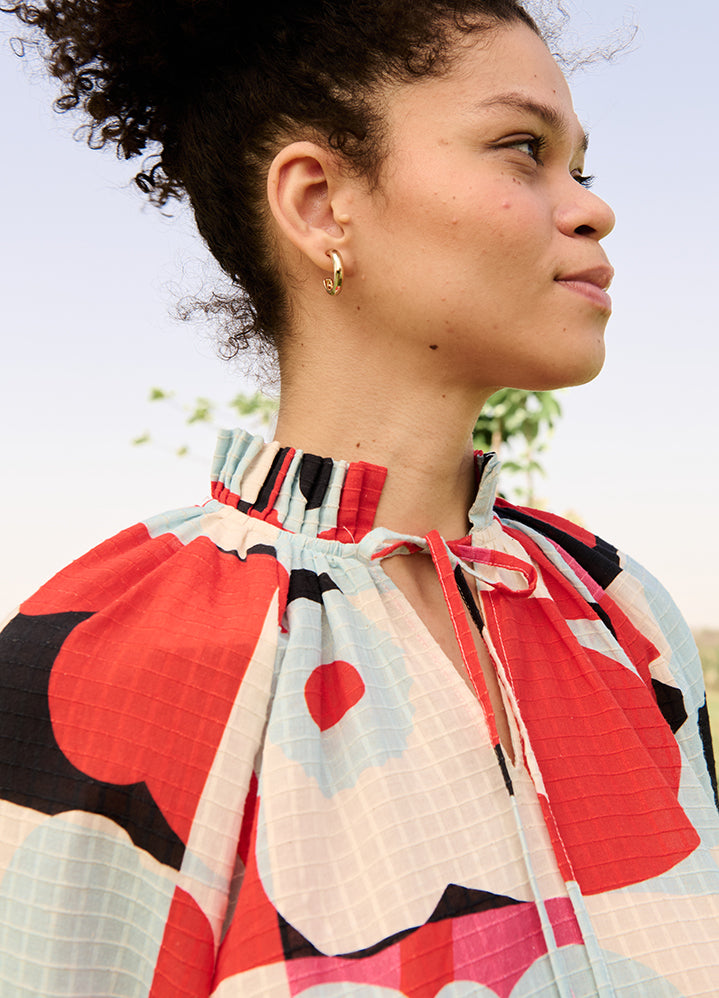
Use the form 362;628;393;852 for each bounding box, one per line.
8;0;322;153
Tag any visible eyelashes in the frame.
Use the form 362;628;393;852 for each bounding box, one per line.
573;173;596;189
503;135;595;187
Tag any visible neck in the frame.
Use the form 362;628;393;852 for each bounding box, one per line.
274;326;496;540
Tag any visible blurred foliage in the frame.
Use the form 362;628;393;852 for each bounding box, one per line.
472;389;562;505
691;632;718;763
133;388;277;458
696;631;719;692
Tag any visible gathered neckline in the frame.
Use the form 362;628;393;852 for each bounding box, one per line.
210;427;500;543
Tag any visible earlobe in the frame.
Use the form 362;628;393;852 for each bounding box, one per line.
267;142;349;272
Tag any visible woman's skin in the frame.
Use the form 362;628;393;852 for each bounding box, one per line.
267;21;616;753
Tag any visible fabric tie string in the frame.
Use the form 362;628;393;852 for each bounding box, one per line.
447;540;538;596
423;531;505;769
371;530;538;779
372;536;537;597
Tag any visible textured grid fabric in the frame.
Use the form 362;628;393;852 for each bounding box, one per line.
0;427;717;998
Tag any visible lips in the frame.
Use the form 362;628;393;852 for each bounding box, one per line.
555;264;614;312
556;265;614;290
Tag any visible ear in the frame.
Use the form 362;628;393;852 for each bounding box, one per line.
267;142;352;274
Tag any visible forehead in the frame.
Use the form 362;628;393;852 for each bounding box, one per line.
385;21;583;141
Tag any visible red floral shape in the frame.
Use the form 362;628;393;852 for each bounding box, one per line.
149;888;214;998
49;534;288;843
481;545;700;896
213;792;286;983
304;661;366;731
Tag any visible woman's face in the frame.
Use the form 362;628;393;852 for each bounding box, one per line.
347;21;616;392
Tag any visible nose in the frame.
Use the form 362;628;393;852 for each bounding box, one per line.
557;186;616;242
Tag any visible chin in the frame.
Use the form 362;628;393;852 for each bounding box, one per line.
570;343;607;387
540;337;607;390
509;352;606;392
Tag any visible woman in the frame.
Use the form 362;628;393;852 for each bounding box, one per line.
0;1;717;996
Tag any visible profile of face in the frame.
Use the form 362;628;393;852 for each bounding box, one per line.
274;21;616;399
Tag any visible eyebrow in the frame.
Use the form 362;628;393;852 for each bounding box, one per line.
473;92;590;153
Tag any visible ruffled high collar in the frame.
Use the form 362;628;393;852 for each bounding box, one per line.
210;428;500;543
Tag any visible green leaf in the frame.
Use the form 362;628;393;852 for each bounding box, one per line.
228;392;278;425
187;398;213;424
472;388;564;499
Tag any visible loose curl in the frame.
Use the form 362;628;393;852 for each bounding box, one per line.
2;0;540;357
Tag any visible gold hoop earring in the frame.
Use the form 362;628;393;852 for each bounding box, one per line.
323;249;344;296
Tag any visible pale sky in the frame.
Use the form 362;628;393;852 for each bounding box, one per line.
1;0;717;628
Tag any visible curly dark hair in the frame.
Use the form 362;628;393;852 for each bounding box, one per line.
2;0;541;356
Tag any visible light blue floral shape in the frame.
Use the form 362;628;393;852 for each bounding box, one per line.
266;579;414;798
508;944;683;998
0;815;175;997
143;501;219;545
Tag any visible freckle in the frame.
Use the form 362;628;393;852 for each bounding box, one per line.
429;344;438;350
356;442;361;448
441;393;446;398
356;306;361;311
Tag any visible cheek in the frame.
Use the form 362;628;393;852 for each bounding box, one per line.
365;168;548;304
473;198;552;286
484;189;545;237
383;161;475;235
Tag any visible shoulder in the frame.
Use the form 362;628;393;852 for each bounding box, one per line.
0;496;288;769
494;497;623;591
494;496;693;679
2;500;290;693
494;495;694;679
14;499;286;618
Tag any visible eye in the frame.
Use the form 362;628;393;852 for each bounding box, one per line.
500;135;596;188
506;135;546;163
